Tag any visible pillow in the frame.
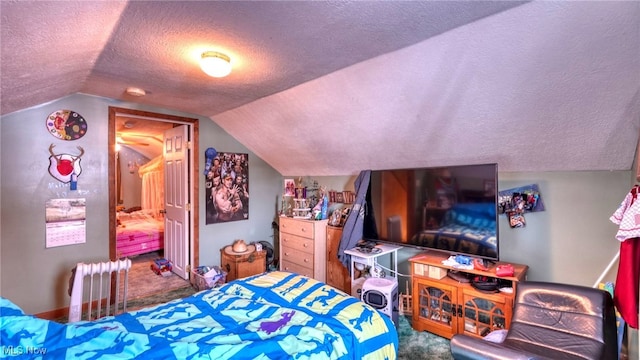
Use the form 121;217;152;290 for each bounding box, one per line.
484;329;508;343
117;209;156;224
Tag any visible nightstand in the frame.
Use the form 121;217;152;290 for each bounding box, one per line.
344;244;401;298
220;247;266;282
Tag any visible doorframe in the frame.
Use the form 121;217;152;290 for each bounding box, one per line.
108;106;200;272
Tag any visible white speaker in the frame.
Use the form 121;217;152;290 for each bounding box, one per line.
362;277;398;327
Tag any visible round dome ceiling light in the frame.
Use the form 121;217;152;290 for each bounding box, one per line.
125;87;146;97
200;51;232;78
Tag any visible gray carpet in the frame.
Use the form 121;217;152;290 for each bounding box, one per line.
398;315;453;360
120;251;191;300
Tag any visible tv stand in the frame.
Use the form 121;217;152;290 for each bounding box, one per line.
409;251;528;340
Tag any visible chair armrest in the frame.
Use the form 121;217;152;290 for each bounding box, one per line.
450;334;550;360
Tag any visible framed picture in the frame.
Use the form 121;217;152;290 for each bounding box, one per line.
284;179;295;196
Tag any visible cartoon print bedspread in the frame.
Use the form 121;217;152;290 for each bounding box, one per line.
1;271;398;359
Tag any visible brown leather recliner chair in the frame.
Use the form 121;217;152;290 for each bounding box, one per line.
450;281;618;360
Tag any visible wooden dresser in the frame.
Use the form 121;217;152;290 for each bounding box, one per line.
278;217;327;282
325;225;351;293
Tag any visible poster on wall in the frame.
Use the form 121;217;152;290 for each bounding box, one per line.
45;198;86;248
498;184;545;229
498;184;545;215
205;150;249;224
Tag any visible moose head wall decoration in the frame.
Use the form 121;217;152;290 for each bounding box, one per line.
48;144;84;185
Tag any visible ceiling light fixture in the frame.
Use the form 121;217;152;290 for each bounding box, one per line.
125;87;146;97
200;51;232;78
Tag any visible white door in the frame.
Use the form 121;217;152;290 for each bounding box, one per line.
164;125;189;279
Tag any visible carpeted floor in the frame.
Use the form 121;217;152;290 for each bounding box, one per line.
398;315;453;359
120;251;191;300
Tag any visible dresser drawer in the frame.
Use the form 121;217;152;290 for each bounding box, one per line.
281;247;315;268
280;233;314;254
280;259;313;278
279;217;314;239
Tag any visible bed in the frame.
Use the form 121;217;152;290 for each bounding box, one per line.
1;271;398;359
410;203;498;259
116;209;164;258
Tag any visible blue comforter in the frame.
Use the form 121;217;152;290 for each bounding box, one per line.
1;271;398;359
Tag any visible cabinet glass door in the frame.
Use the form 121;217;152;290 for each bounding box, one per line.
417;283;454;327
461;293;506;337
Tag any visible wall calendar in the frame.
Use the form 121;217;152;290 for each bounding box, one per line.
45;198;86;248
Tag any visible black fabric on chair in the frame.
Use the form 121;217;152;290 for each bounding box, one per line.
450;281;618;360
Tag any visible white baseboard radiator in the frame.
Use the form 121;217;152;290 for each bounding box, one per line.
68;259;132;323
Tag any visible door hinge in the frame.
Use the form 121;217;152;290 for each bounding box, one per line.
186;203;191;211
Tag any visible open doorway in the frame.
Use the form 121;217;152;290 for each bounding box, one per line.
108;107;200;299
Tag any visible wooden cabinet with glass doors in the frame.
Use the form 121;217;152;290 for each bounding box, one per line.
409;252;527;339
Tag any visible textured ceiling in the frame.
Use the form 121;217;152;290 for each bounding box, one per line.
2;1;640;176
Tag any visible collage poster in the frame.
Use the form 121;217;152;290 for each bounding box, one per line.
204;150;249;224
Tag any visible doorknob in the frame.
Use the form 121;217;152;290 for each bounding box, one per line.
159;209;166;214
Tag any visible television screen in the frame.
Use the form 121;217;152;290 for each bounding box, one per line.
363;164;499;261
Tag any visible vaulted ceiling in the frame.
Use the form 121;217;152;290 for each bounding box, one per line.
2;1;639;176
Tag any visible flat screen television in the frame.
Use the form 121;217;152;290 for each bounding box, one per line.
362;163;499;261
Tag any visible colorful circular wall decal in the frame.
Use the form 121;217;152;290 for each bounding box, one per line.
46;109;88;140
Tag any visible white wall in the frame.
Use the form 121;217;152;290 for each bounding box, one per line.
497;171;628;285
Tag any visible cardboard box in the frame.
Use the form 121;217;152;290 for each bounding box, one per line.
428;266;447;280
414;263;426;276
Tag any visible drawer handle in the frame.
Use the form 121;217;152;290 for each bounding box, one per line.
284;252;290;256
301;228;306;232
304;259;310;263
303;243;308;247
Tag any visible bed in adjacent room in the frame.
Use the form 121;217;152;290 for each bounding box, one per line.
116;155;166;258
1;271;398;359
116;209;164;258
